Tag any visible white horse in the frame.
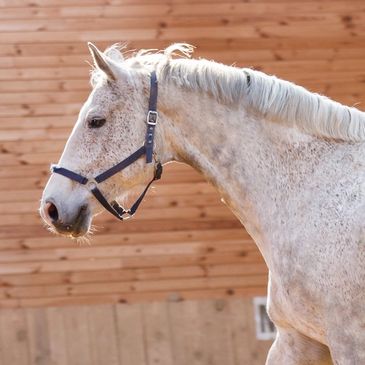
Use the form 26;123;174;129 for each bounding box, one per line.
40;43;365;365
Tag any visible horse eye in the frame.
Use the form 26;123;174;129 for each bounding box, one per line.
88;117;106;129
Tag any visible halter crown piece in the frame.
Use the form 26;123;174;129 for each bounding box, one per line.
51;71;162;221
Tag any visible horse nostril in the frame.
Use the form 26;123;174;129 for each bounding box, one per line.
46;202;59;223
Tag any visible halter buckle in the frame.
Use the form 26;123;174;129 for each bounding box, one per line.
147;110;158;126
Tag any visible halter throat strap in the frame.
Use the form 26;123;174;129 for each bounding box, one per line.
52;71;162;221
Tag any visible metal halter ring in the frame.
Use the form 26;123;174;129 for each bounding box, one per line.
86;179;98;190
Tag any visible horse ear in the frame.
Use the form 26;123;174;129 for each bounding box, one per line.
88;42;117;81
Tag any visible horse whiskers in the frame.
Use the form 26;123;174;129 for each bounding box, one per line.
41;219;95;246
88;224;99;234
75;235;91;246
73;224;100;246
43;222;58;236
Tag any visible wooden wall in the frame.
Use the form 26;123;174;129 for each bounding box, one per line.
0;298;273;365
0;0;364;308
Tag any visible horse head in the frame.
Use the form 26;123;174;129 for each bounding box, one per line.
40;43;168;238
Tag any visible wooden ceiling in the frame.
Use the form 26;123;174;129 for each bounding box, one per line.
0;0;364;308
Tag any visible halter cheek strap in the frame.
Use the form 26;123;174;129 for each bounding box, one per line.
51;71;162;221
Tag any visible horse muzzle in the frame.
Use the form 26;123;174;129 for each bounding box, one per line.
40;198;91;237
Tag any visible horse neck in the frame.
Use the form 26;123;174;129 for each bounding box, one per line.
159;80;363;268
159;83;300;263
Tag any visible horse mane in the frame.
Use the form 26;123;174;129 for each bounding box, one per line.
103;43;365;142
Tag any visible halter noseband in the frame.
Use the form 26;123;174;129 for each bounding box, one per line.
51;71;162;221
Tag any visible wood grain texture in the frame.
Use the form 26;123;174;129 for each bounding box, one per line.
0;298;273;365
0;0;364;308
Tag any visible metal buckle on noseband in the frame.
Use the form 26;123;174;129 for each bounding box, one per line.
147;110;158;125
51;71;162;221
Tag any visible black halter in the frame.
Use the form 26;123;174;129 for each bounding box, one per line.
51;71;162;221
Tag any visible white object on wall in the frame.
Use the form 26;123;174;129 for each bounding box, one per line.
253;297;277;340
